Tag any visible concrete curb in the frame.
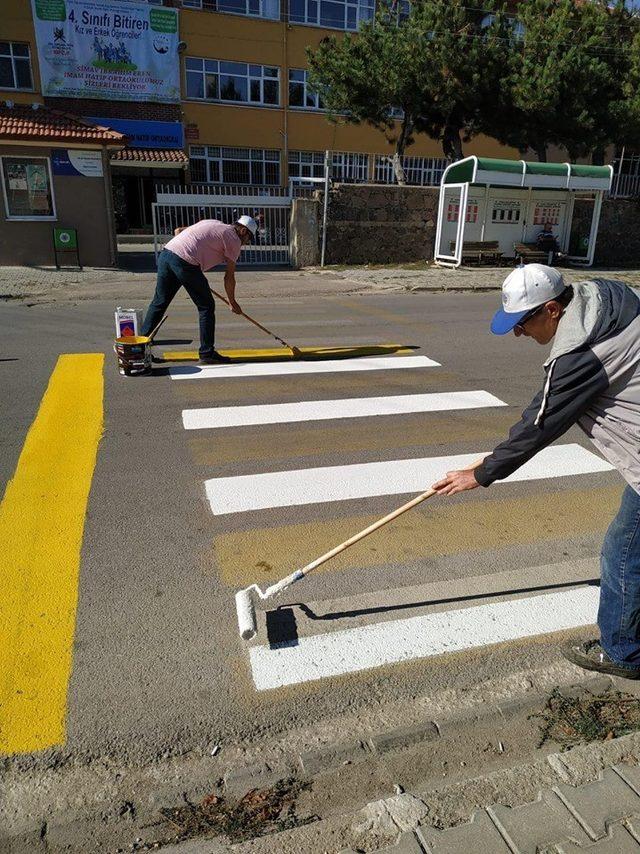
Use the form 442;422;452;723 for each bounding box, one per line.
223;676;610;797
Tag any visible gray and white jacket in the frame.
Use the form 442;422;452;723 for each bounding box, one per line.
475;279;640;494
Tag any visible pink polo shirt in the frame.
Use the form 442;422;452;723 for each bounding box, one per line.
165;220;242;271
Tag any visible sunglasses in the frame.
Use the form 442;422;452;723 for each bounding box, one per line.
514;303;545;333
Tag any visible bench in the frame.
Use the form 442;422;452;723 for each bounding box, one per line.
514;242;553;264
449;240;502;265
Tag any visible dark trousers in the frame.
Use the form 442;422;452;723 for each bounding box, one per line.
142;249;216;357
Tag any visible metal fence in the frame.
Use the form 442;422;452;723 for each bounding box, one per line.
152;191;291;265
373;154;447;186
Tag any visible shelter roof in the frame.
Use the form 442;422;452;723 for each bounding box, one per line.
111;148;188;165
442;156;613;191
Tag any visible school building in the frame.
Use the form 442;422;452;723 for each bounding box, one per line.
2;0;525;241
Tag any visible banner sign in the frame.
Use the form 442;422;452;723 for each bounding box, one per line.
51;149;104;176
31;0;180;103
85;117;183;149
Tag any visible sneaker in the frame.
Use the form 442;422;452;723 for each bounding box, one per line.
561;638;640;679
199;351;232;365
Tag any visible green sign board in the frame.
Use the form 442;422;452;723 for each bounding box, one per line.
53;227;78;250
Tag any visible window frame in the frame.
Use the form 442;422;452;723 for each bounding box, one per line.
288;150;325;180
185;57;280;107
1;155;57;221
288;0;374;31
0;41;34;92
181;0;280;22
288;69;324;111
189;145;281;185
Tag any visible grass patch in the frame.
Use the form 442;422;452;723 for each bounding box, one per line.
533;686;640;751
159;777;314;844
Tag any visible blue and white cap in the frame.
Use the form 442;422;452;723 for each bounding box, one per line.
491;264;566;335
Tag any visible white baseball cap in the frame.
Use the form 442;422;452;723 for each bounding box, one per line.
236;215;257;238
491;264;566;335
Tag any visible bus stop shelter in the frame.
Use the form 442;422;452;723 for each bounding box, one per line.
434;156;613;268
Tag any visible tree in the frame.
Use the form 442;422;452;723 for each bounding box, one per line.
499;0;634;162
306;0;512;183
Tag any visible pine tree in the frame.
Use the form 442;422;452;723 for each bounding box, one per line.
306;0;511;182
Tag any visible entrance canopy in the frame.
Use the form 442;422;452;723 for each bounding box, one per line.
435;156;614;268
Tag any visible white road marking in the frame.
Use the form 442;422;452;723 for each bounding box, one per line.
182;390;507;431
205;444;614;515
249;585;600;690
169;355;440;380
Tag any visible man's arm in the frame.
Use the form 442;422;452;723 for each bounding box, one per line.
223;259;242;314
433;347;609;495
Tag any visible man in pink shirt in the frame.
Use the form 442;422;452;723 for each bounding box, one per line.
141;215;257;364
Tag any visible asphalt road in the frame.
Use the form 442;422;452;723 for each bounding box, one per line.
0;285;623;767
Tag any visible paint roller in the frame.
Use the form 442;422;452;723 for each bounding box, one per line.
235;457;485;640
210;288;303;357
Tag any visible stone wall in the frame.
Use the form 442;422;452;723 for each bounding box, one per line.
593;197;640;266
298;183;640;268
324;184;439;265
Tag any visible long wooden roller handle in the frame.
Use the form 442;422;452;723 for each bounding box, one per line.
299;456;486;578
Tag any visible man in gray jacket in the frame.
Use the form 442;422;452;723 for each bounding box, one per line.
432;264;640;679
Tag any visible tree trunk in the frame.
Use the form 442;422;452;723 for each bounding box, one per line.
393;115;414;185
534;144;547;162
592;146;605;166
443;124;463;162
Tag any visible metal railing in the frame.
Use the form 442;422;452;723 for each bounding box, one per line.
153;189;291;265
373;154;447;186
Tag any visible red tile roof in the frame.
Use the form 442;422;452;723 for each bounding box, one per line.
111;148;188;164
0;103;126;145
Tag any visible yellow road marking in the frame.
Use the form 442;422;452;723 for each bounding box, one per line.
163;344;415;362
214;485;622;586
0;354;104;755
189;410;518;466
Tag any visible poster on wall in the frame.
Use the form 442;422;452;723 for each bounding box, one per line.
51;149;103;177
26;164;50;211
446;199;480;224
6;163;27;190
31;0;180;103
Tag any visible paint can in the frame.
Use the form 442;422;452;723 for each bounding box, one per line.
115;307;143;338
114;335;151;376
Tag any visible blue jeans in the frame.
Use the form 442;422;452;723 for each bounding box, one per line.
142;249;216;357
598;485;640;668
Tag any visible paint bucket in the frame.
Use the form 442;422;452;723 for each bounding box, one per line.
114;335;151;376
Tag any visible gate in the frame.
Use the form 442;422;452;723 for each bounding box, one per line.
152;189;292;266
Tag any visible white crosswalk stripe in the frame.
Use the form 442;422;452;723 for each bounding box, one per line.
204;444;614;515
248;586;600;690
170;354;439;380
182;390;507;430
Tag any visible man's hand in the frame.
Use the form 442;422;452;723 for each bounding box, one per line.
174;226;188;236
431;469;480;496
229;300;243;315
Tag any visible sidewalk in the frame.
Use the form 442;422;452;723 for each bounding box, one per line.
2;260;640;304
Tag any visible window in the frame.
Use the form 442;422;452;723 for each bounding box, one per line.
0;42;33;90
185;58;280;106
288;69;324;110
289;0;374;30
373;155;446;186
182;0;279;20
289;150;324;180
189;145;281;185
1;157;55;219
331;151;369;182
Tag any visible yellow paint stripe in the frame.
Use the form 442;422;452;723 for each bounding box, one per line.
189;410;517;467
0;354;104;755
163;344;415;362
214;485;622;586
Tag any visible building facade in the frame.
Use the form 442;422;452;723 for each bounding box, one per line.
3;0;522;235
